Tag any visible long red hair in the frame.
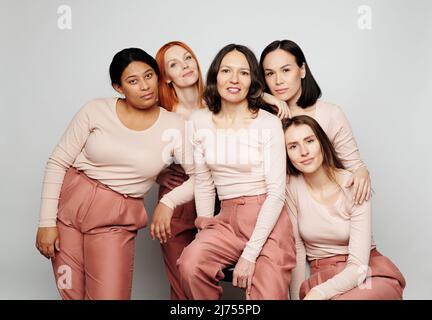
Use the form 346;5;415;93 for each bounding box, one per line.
156;41;205;112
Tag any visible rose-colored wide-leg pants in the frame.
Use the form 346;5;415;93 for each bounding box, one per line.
177;194;296;300
299;249;406;300
158;185;197;300
51;168;147;300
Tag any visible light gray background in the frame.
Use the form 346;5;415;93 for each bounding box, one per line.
1;0;430;299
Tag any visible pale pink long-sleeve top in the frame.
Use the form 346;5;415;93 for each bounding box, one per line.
39;98;194;227
311;101;365;172
189;108;286;263
286;171;376;300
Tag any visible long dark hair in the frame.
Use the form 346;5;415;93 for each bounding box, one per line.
205;44;274;115
282;115;344;182
260;40;321;108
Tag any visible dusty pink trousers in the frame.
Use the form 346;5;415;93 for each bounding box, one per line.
300;249;406;300
177;194;296;300
51;168;147;300
158;185;197;300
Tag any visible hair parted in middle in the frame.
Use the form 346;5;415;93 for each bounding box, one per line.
156;41;205;112
260;40;322;108
282;115;345;177
204;43;275;115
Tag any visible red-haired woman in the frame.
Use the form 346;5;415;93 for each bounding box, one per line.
152;41;205;299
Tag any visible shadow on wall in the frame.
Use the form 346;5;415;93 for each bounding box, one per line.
132;185;170;299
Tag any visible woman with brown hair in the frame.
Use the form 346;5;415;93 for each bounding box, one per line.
177;44;296;300
283;115;405;300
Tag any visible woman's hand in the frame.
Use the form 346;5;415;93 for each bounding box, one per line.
232;257;256;295
156;167;186;190
150;202;174;243
303;288;326;300
36;227;60;259
261;92;291;119
345;166;371;205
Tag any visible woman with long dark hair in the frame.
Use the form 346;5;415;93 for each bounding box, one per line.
260;40;371;205
177;44;296;300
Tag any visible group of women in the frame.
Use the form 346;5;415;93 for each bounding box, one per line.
35;39;406;300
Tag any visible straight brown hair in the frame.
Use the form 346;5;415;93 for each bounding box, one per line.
282;115;345;182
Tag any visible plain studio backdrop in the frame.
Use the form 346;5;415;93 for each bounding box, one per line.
0;0;431;299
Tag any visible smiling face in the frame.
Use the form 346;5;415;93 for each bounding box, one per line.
285;123;323;174
113;61;159;109
164;45;199;88
216;50;251;105
262;48;305;105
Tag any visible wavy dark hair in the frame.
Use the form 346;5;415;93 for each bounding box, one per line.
282;115;344;180
204;44;274;115
260;40;321;108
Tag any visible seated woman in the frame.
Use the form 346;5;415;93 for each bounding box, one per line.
35;48;194;300
177;44;296;300
283;115;406;300
260;39;371;206
152;41;205;300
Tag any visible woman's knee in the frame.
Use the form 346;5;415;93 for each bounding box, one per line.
177;244;202;280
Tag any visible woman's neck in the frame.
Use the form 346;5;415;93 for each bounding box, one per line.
287;88;316;115
303;166;344;206
287;88;302;109
219;99;251;121
173;84;200;110
303;166;335;192
122;98;159;117
116;98;160;131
